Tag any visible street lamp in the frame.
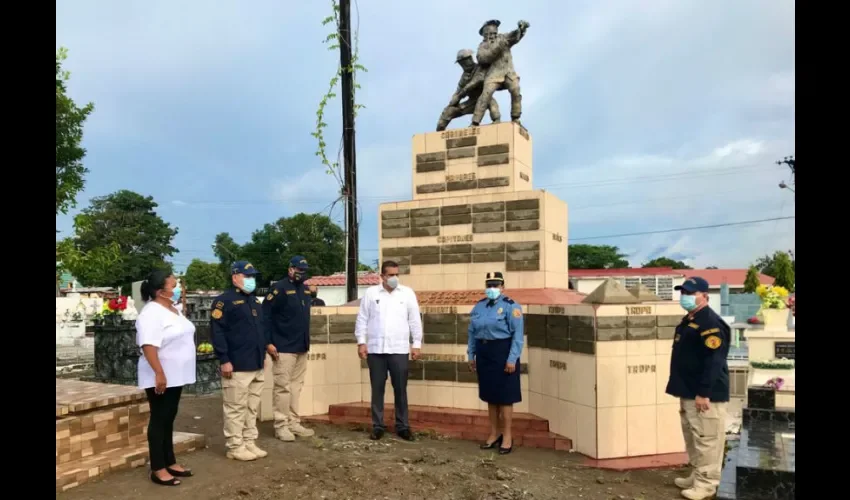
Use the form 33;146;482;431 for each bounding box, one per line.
778;181;795;193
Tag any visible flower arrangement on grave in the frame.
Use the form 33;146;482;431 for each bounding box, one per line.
786;293;795;316
756;285;790;309
100;296;129;324
764;376;784;391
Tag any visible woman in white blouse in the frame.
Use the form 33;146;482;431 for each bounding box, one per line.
136;270;197;486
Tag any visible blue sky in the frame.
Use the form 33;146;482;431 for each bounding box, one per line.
56;0;795;274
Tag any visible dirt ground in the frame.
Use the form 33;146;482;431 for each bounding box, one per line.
59;394;687;500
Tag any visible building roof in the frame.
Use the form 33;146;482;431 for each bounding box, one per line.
680;269;774;287
569;267;682;278
305;272;382;287
344;288;586;307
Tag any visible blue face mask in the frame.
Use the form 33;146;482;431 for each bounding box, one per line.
242;278;257;294
680;294;697;312
171;287;182;303
485;287;501;300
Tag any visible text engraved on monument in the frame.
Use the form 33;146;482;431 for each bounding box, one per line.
774;342;795;360
552;233;563;242
549;360;567;370
626;306;653;316
441;128;481;140
419;353;466;362
627;364;656;374
548;306;566;315
437;235;473;244
308;353;328;361
446;173;476;183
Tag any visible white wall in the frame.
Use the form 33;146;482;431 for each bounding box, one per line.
316;285;372;306
575;278;606;295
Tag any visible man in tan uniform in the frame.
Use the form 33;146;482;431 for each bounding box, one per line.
471;19;530;127
436;49;501;131
210;261;268;461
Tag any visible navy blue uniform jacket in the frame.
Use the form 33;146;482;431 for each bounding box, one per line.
665;306;731;402
210;288;266;372
262;278;311;354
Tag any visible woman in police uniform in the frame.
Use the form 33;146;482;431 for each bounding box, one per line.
467;272;524;454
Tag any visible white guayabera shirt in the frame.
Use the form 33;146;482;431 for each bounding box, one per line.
354;284;423;355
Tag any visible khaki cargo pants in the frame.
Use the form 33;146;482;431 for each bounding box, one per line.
222;369;264;451
273;353;308;432
680;398;728;493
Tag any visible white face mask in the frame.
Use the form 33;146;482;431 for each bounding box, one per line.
386;277;399;289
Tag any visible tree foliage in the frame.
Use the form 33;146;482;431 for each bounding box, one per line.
213;213;345;286
568;244;629;269
641;257;692;269
755;250;796;278
769;251;795;291
60;190;178;289
184;259;228;291
56;47;95;215
743;266;761;293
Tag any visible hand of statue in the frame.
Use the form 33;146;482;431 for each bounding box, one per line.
518;20;530;31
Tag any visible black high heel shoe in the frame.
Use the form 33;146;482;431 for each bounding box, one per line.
480;435;503;450
498;444;513;455
150;471;181;486
166;466;193;477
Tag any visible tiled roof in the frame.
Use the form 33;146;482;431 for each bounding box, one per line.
344;288;586;307
680;269;774;287
305;272;382;287
569;267;682;278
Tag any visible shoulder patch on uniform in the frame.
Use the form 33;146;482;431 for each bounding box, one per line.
232;299;245;305
704;335;721;349
286;290;296;295
512;308;522;318
266;293;275;301
273;289;279;295
214;301;224;310
701;327;720;337
688;322;699;329
211;309;223;320
255;297;261;303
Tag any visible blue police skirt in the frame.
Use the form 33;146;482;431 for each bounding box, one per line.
475;338;521;405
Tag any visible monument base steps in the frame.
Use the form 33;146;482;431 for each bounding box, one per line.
304;402;571;450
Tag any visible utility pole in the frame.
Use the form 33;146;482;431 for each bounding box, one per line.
776;155;795;194
339;0;359;303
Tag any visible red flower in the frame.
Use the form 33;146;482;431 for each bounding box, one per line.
107;296;129;312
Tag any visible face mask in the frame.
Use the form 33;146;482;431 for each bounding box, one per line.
485;287;501;300
310;291;318;298
171;286;182;303
680;294;697;312
386;277;399;289
292;271;305;283
242;278;257;294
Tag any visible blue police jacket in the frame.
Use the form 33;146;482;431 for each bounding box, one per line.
210;288;266;372
467;295;525;364
261;277;311;354
665;306;731;402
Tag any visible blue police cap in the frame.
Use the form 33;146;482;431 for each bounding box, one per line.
675;277;709;293
289;255;310;270
231;260;259;276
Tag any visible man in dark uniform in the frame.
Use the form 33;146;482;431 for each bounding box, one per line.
210;261;268;462
262;255;314;442
666;277;730;500
308;284;326;306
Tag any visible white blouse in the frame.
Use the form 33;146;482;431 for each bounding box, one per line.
136;301;197;389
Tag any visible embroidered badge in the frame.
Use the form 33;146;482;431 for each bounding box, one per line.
497;307;504;314
232;300;245;305
211;309;223;320
701;327;720;337
286;290;296;295
214;301;224;310
704;335;721;349
512;308;522;318
688;322;699;329
266;293;274;301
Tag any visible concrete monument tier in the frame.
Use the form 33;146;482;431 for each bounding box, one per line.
259;297;690;466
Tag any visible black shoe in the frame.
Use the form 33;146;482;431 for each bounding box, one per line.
166;467;193;477
150;472;181;486
498;445;513;455
397;429;415;441
370;428;385;440
480;435;503;450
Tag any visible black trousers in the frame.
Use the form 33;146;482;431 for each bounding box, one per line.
145;386;183;471
367;354;409;432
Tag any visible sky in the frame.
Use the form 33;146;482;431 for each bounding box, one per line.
56;0;795;274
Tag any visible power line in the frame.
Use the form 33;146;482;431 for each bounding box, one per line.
570;216;795;242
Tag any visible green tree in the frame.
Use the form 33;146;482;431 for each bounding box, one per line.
770;251;795;291
56;48;95;215
568;244;629;269
641;257;692;269
184;259;228;291
358;262;375;272
61;190;178;289
755;250;795;277
213;213;345;286
743;266;761;293
56;239;122;287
